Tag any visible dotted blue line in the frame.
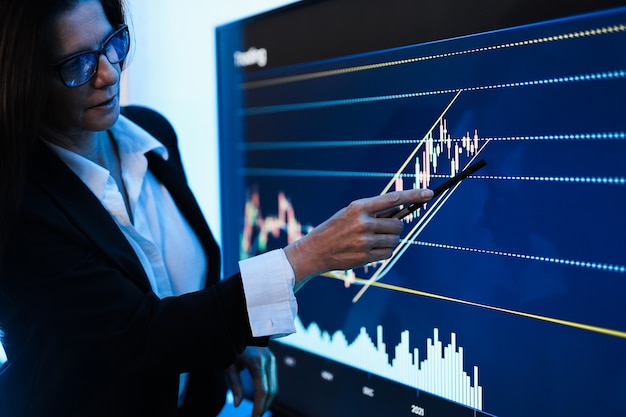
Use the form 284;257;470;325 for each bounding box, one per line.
243;168;625;185
401;240;626;274
243;70;626;115
484;132;626;141
483;176;626;185
242;132;626;150
242;168;393;178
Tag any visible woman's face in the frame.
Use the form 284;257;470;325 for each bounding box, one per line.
42;0;122;139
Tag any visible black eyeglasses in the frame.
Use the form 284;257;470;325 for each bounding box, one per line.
52;25;130;88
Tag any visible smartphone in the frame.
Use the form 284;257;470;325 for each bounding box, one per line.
392;158;487;219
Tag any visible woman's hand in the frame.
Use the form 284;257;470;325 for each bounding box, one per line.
225;346;277;417
284;188;433;290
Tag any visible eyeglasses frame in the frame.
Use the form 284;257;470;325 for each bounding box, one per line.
51;24;130;88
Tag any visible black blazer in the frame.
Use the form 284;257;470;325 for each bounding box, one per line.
0;106;265;417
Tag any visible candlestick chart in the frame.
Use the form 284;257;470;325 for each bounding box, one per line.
219;7;626;417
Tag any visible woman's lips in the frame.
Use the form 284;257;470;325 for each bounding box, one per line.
90;95;117;109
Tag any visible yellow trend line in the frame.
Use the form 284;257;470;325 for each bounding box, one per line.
242;23;626;90
350;90;465;303
323;273;626;339
351;202;434;302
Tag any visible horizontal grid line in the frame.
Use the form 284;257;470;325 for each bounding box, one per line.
242;22;626;90
242;168;626;185
242;70;626;115
242;132;626;150
401;239;626;274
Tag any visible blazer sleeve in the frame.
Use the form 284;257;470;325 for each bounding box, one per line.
1;112;267;383
1;148;255;377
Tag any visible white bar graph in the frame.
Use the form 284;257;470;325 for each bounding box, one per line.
280;317;483;410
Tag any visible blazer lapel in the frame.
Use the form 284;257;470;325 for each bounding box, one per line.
29;143;152;292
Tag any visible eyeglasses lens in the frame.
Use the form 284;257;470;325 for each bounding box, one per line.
58;27;129;88
60;55;98;88
105;33;128;64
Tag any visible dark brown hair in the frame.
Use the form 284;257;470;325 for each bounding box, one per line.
0;0;127;255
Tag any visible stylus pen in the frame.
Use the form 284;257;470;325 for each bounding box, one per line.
393;158;487;219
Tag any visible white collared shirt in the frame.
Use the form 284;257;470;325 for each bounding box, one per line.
45;114;297;337
46;114;298;404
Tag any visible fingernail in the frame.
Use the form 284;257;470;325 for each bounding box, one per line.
421;189;434;198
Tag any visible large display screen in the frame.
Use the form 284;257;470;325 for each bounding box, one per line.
216;1;626;416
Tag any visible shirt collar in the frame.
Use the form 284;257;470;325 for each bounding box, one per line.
110;114;169;161
43;113;169;202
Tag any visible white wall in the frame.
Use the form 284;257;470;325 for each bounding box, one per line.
122;0;298;244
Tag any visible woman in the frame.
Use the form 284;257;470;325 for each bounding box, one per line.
0;0;434;416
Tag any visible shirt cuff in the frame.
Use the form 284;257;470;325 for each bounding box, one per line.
239;249;298;338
